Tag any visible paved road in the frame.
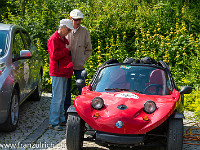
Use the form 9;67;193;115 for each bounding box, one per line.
0;93;199;150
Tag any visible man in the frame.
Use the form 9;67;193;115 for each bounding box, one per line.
64;9;92;114
48;19;73;131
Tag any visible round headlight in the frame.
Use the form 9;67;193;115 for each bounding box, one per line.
144;100;156;114
91;97;104;110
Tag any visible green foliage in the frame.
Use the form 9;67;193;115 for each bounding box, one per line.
1;0;76;91
1;0;200;117
184;87;200;117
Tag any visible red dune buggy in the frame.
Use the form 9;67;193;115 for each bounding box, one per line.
66;57;192;150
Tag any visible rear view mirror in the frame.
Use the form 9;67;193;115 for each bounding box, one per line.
76;70;87;88
19;50;32;59
76;79;85;88
180;86;192;94
81;70;87;79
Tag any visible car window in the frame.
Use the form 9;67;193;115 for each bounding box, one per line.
21;30;31;50
12;31;25;60
92;65;171;95
0;30;9;57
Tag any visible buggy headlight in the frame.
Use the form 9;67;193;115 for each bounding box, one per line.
144;100;156;114
91;97;104;110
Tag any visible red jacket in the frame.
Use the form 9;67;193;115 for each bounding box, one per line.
48;31;73;78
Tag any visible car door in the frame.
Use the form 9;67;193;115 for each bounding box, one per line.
21;30;34;94
21;30;41;92
12;29;30;102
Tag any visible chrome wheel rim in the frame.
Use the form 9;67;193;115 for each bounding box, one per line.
11;94;19;126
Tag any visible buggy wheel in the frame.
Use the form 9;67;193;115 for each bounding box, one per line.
167;118;183;150
66;113;85;150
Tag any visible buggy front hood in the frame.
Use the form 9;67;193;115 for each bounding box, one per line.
74;90;181;134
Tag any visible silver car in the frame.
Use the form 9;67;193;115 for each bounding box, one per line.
0;23;43;131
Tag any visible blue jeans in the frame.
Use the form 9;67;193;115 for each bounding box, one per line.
64;69;85;113
49;76;68;125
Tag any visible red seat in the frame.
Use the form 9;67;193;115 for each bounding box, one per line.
146;69;169;95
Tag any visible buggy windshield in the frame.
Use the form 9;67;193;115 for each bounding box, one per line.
92;65;171;95
0;30;9;57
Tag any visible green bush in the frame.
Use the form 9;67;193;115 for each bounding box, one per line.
185;87;200;117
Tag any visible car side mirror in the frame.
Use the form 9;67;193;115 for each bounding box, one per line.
76;79;85;88
180;86;192;94
81;70;87;79
19;50;32;59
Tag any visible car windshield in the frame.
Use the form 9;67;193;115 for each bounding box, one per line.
0;30;9;57
92;65;171;95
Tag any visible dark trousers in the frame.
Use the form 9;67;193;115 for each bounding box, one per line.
64;69;85;113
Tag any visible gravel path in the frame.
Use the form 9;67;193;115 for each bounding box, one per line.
0;93;199;150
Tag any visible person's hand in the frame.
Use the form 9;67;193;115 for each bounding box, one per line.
66;44;69;49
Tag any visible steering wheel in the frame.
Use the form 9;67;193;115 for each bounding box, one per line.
144;84;163;95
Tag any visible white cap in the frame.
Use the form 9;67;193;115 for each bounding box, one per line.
60;19;74;30
70;9;83;19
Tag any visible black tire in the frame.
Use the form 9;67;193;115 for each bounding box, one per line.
167;118;183;150
0;89;19;132
66;113;85;150
30;72;42;101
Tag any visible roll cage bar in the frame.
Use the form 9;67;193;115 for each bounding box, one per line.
90;57;177;90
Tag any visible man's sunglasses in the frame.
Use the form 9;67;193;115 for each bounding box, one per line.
72;18;82;21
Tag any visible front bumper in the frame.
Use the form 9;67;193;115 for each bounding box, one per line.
96;131;144;145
